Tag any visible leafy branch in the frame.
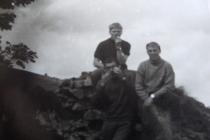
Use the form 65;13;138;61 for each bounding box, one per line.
0;39;38;68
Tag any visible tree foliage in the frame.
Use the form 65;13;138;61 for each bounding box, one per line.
0;0;35;30
0;13;16;30
0;0;35;9
0;38;38;68
0;0;37;68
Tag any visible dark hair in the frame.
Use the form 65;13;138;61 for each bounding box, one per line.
103;73;125;94
97;71;124;89
146;42;161;51
109;22;123;31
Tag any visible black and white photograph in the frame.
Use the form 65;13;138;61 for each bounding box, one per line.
1;0;210;140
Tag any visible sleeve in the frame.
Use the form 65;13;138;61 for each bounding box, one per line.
91;84;111;110
90;69;103;86
121;42;131;56
164;63;175;92
91;89;105;109
94;43;103;60
135;63;148;99
155;63;175;95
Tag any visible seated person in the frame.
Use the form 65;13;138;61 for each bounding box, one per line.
91;70;137;140
93;22;131;70
135;42;175;140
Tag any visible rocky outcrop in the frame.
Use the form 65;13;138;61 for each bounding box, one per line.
0;67;210;140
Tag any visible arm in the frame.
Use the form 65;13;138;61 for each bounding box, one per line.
135;63;148;101
91;89;105;110
115;39;131;65
94;43;104;69
91;82;111;110
152;63;175;98
116;48;129;65
93;57;104;69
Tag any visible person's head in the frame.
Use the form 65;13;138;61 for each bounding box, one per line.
109;22;123;39
146;42;161;61
102;71;125;94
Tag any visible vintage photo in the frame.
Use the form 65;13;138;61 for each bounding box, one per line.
0;0;210;140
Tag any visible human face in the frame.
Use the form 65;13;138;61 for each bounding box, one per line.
147;45;161;61
109;28;122;39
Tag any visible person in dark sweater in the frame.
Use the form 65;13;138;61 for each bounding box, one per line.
91;70;137;140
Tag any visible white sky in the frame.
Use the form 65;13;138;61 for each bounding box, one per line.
1;0;210;106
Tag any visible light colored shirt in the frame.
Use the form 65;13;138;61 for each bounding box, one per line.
135;58;175;99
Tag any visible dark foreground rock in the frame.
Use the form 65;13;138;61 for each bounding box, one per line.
0;67;210;140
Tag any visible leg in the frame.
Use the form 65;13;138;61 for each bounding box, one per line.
112;121;132;140
143;104;172;140
98;121;117;140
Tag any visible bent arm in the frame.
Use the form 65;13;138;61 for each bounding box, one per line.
93;57;104;69
153;64;175;97
135;63;148;101
116;49;129;65
116;41;130;65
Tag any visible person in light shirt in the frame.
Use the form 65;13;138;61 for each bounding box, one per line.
135;42;175;140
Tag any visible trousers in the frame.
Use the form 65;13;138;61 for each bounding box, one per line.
98;120;132;140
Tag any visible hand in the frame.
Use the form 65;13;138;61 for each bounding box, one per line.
143;97;153;107
114;37;122;44
116;46;122;51
112;66;121;74
138;93;148;101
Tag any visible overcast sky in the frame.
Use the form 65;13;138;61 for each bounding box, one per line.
1;0;210;106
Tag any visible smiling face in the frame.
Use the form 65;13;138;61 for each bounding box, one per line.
146;43;161;61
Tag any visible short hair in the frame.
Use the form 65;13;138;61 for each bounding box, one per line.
109;22;123;31
146;42;161;51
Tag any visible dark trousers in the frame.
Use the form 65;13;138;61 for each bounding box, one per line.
98;120;132;140
138;97;172;140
